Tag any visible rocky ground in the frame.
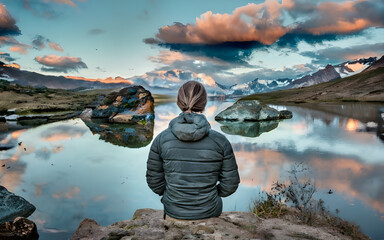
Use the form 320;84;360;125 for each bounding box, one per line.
71;208;367;240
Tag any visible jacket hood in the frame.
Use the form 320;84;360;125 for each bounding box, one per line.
169;112;211;141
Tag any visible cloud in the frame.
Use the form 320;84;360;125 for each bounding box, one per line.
88;28;105;35
32;35;46;49
0;36;33;55
222;63;318;84
0;4;21;36
9;46;30;55
301;42;384;64
130;69;222;92
44;0;76;7
32;35;64;51
145;0;384;62
35;55;88;73
65;76;134;84
149;50;227;66
23;0;60;19
0;52;16;62
48;41;63;51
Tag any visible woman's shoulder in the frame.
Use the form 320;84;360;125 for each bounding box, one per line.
152;128;173;143
207;129;231;149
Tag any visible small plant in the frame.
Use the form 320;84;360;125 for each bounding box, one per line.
251;187;288;218
250;162;370;239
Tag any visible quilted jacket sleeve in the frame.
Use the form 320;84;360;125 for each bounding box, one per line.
146;134;165;196
217;139;240;197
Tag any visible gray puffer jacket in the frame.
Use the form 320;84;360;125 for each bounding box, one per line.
146;112;240;220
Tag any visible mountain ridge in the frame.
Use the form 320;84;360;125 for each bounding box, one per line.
0;56;382;97
240;59;384;103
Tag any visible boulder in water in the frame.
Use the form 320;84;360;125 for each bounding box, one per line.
215;100;292;121
91;86;154;125
0;186;36;223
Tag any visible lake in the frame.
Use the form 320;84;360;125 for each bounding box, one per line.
0;100;383;240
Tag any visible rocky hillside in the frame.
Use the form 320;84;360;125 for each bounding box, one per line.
287;64;340;88
0;61;131;90
241;61;384;103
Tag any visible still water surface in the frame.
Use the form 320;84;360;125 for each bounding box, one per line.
0;100;383;240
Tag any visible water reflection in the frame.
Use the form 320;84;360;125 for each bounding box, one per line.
81;119;153;148
0;101;383;239
218;120;279;137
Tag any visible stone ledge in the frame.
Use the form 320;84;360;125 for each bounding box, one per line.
71;208;355;240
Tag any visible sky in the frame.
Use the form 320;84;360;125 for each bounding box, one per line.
0;0;384;86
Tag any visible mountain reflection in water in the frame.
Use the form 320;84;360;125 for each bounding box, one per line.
0;100;383;240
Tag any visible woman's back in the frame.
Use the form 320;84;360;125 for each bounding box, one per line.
146;81;240;220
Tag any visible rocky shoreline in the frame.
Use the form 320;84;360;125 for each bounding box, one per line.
71;208;367;240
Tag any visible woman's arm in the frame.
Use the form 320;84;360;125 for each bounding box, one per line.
146;135;165;196
217;140;240;197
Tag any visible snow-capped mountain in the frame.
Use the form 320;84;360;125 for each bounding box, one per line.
127;69;226;95
287;64;341;89
334;57;377;78
223;78;292;95
1;56;380;96
221;57;379;95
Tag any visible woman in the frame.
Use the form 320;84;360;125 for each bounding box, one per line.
146;81;240;220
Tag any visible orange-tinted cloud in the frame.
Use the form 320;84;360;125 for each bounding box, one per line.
0;36;32;55
149;51;187;65
35;55;87;73
0;4;20;36
154;2;287;45
48;42;63;52
65;76;134;84
4;63;21;69
148;0;384;46
10;45;31;55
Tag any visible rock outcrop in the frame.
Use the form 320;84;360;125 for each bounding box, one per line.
91;86;154;124
0;186;36;224
215;100;292;122
72;208;357;240
79;86;155;148
0;217;39;240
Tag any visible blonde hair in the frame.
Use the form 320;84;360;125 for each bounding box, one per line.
177;81;207;113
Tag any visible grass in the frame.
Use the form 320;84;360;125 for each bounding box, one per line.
0;79;112;114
